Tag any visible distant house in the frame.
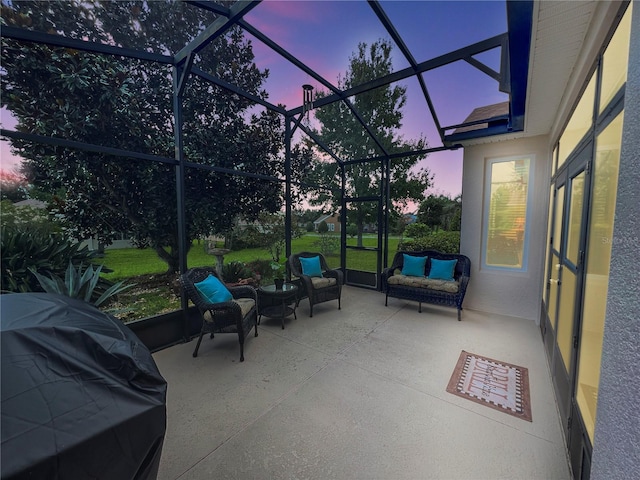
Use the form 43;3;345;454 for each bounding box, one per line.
313;213;341;233
82;232;135;251
13;199;47;209
402;213;417;224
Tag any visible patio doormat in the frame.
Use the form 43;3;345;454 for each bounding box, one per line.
446;350;532;422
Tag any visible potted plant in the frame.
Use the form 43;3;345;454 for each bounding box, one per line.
270;261;285;290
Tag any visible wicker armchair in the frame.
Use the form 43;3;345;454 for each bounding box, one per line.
180;267;258;361
287;252;343;317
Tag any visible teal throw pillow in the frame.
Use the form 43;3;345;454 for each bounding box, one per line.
401;254;427;277
194;274;233;303
428;259;457;281
300;255;323;277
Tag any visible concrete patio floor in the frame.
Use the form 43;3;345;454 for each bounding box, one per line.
153;285;571;480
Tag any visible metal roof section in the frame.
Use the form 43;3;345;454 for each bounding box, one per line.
1;0;533;162
443;0;533;146
449;1;626;147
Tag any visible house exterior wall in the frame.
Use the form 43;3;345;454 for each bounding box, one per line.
460;135;550;321
592;3;640;478
314;214;341;233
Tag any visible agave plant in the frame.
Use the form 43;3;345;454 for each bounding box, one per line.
1;225;109;294
30;262;134;307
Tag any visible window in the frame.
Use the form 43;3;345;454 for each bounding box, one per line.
483;157;532;270
558;74;596;168
599;3;633;113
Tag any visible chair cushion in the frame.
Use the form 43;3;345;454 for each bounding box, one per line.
401;254;427;277
300;255;323;277
203;298;255;322
428;258;457;281
194;274;233;303
310;276;337;289
387;274;459;293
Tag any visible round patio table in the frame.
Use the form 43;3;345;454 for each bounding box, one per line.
257;283;298;329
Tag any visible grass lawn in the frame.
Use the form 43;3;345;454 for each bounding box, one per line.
100;234;401;322
101;234;401;280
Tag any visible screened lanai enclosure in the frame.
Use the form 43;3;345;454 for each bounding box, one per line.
1;0;532;349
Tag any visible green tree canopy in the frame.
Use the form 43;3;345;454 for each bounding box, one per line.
1;0;284;273
305;39;432;247
417;194;461;231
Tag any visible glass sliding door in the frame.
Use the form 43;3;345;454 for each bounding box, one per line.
575;111;624;443
542;4;631;478
545;144;591;435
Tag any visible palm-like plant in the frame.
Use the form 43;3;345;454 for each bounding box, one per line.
30;262;134;307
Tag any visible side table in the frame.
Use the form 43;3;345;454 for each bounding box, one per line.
257;283;298;329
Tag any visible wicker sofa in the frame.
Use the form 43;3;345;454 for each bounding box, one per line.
381;250;471;321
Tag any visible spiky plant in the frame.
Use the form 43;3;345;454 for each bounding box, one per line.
30;262;134;307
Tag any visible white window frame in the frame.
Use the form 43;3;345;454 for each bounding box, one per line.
481;155;534;272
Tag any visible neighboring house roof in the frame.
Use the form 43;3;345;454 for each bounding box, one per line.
453;101;510;134
313;214;335;224
13;199;47;209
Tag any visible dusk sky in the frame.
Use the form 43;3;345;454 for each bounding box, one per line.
0;0;508;198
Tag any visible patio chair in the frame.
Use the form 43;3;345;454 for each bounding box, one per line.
287;252;343;317
180;267;258;361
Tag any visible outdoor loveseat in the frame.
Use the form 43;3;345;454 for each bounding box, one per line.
381;250;471;321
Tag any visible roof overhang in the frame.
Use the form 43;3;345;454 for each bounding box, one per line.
443;0;533;146
448;0;628;148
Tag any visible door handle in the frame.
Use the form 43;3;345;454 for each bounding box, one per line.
549;279;561;286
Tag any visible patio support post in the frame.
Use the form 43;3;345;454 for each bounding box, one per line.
383;156;391;271
284;116;292;261
173;63;189;341
340;164;347;272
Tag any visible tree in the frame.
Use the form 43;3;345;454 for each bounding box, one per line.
444;194;462;231
418;195;447;230
305;40;432;247
0;171;27;203
417;194;461;231
317;220;329;234
1;1;283;273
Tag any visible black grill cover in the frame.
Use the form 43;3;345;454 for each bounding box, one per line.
1;293;167;480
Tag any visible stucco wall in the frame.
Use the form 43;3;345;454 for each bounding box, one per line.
460;135;550;322
591;3;640;478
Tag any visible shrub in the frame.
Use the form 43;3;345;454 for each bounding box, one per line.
397;231;461;254
1;225;110;294
0;200;61;235
221;261;254;283
245;259;273;280
314;232;339;257
346;224;358;238
404;222;430;238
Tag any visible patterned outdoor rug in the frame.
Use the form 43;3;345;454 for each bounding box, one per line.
446;350;532;422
